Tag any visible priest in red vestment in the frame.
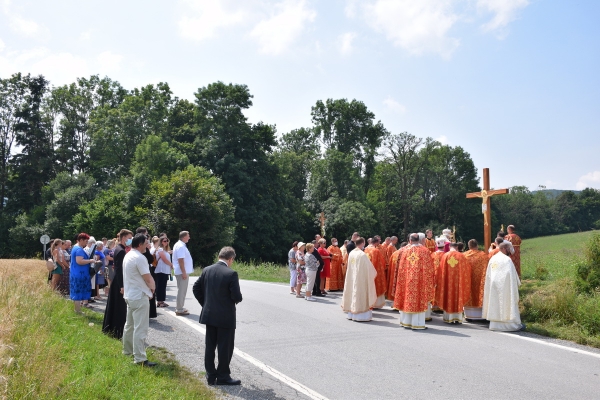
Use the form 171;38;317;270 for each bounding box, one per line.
425;230;436;253
437;243;471;324
394;234;435;329
505;225;522;278
365;237;387;308
430;237;446;311
326;238;344;291
463;239;488;320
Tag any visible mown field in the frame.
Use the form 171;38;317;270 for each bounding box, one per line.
0;259;215;400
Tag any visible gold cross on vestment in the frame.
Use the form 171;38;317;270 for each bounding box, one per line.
447;255;459;268
466;168;509;252
407;251;420;266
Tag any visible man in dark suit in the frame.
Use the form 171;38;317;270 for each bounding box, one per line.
193;247;243;386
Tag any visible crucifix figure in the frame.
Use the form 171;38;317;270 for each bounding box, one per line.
466;168;509;252
319;212;326;237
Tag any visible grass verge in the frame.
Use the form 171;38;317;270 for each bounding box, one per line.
190;260;289;283
0;259;214;400
519;231;600;348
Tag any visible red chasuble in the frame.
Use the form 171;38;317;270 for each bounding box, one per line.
505;233;522;278
463;249;488;308
430;250;445;307
386;248;403;301
364;246;387;297
326;245;344;291
393;245;435;313
436;251;471;314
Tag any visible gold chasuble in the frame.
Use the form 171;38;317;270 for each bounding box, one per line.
505;233;522;278
386;248;403;301
393;245;435;313
464;250;488;308
326;245;344;291
437;251;471;319
425;238;436;253
341;248;377;321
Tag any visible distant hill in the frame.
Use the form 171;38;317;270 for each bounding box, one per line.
531;189;582;199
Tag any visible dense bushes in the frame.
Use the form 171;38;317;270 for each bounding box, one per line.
576;233;600;293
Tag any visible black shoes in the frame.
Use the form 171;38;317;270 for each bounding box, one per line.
136;360;157;367
217;377;241;385
206;375;216;385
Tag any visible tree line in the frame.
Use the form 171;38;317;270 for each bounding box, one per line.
1;73;599;264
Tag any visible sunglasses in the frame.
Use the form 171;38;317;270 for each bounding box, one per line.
162;239;169;243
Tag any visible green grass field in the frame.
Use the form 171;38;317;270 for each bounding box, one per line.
191;260;290;283
519;231;600;347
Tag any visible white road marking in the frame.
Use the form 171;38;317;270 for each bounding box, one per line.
242;280;600;360
164;309;330;400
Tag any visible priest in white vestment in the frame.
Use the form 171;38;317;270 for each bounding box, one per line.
341;237;377;322
482;243;524;332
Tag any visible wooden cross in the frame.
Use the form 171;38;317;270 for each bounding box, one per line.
466;168;509;252
319;212;326;237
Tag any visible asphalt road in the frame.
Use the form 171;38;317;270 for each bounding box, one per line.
153;277;600;400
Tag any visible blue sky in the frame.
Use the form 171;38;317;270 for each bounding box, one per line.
1;0;598;190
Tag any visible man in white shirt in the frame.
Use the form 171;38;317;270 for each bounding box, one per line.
172;230;194;316
122;233;157;366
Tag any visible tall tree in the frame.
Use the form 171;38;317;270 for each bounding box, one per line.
311;98;388;195
89;82;173;182
0;73;28;210
51;75;126;174
189;82;288;260
7;75;54;213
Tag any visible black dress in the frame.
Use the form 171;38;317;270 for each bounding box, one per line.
102;244;127;339
143;248;157;319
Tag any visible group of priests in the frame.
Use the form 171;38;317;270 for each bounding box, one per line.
341;226;524;332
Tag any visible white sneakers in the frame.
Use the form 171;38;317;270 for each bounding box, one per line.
305;296;316;302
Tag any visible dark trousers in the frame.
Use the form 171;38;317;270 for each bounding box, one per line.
205;325;235;380
154;273;169;302
313;267;323;295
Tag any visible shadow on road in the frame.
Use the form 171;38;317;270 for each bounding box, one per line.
218;383;291;400
415;328;470;337
366;320;401;328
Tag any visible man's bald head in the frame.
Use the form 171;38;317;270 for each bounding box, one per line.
499;242;511;255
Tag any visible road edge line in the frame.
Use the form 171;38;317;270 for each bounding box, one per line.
164;310;330;400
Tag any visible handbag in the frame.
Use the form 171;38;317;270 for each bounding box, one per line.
46;258;56;272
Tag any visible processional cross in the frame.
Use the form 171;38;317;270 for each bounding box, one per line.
319;212;326;237
466;168;509;252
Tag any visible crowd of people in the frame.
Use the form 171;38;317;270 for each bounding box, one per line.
287;225;524;331
45;227;196;366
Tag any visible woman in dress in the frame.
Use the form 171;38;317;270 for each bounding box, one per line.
50;239;65;291
304;243;320;302
57;240;71;296
295;242;306;298
317;238;332;295
70;233;96;313
154;236;174;307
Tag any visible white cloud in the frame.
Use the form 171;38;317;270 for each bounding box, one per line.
2;0;41;38
345;0;359;18
0;39;5;52
477;0;529;36
363;0;460;59
250;0;316;55
339;32;356;55
383;96;407;114
576;171;600;190
178;0;245;41
96;51;123;73
435;135;449;145
0;48;124;86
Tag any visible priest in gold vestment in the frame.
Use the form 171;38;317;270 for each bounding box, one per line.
393;234;435;329
341;238;377;322
463;239;488;320
437;243;471;323
482;243;524;331
365;237;387;308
